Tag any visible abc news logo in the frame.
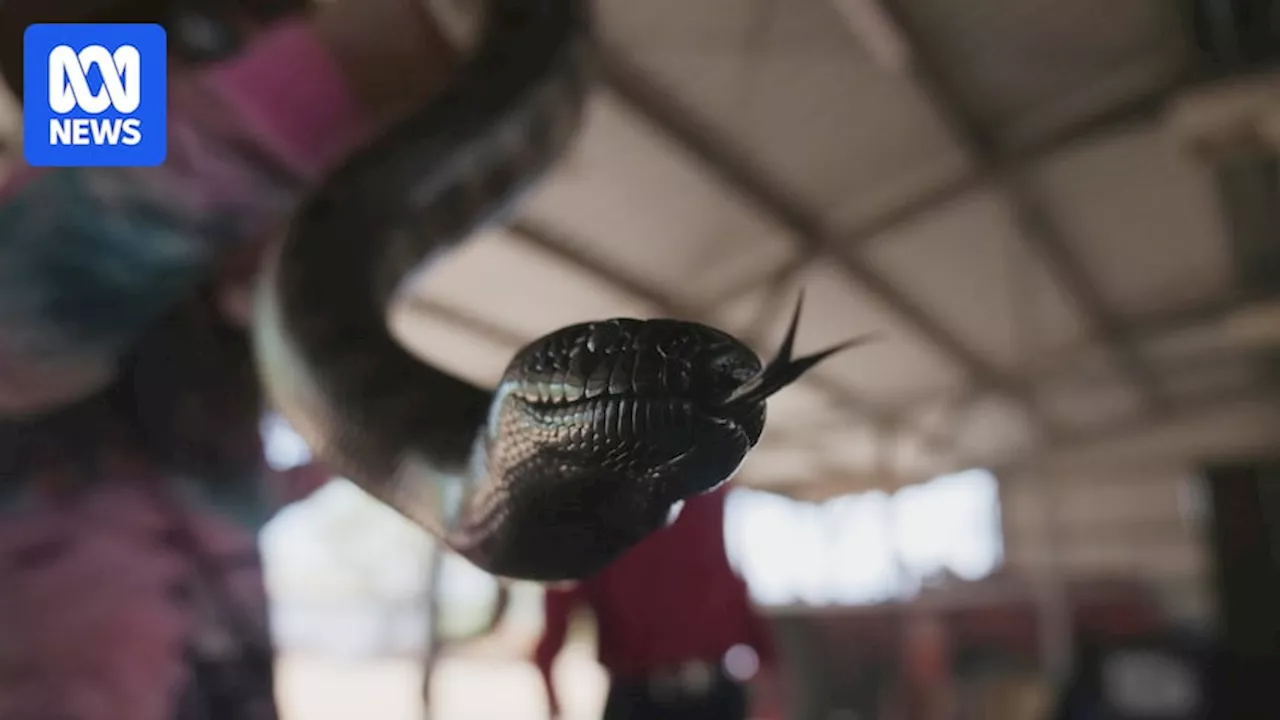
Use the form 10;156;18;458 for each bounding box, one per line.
23;23;167;167
47;44;144;147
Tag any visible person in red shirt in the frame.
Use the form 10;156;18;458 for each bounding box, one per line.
532;482;781;720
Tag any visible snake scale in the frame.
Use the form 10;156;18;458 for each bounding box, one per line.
252;0;855;581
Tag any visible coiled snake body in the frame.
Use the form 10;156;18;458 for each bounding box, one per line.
253;0;851;580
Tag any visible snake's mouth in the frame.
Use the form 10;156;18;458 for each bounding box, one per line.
509;392;718;443
511;388;680;409
512;389;755;433
502;317;761;408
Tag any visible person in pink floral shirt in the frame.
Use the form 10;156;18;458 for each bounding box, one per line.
0;0;460;717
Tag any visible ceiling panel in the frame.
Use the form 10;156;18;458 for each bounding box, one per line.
390;307;518;389
1029;126;1233;317
763;379;853;431
896;388;973;439
1036;362;1145;431
815;422;884;473
403;225;659;341
862;188;1088;369
714;42;963;221
1157;357;1259;404
892;434;955;479
807;423;954;482
891;0;1187;140
1138;331;1262;402
520;91;796;307
950;395;1033;467
1141;317;1235;363
605;0;967;226
738;444;823;486
823;161;972;239
595;0;771;51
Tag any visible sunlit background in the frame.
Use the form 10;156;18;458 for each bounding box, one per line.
259;419;1006;719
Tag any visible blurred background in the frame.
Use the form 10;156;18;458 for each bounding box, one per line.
6;0;1280;718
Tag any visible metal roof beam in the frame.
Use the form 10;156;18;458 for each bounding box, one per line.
595;47;1031;413
875;0;1172;416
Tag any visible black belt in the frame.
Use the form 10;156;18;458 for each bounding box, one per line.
620;660;723;702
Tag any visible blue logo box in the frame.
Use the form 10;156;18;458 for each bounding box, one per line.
23;23;168;167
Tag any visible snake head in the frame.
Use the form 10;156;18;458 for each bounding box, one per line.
452;293;867;581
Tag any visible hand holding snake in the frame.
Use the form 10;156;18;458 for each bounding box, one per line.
253;0;859;581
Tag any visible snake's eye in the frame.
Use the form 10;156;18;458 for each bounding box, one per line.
708;347;759;383
697;344;761;404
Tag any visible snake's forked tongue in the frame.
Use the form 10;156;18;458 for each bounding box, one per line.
717;292;878;411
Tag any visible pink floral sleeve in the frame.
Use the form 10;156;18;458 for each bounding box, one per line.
0;19;372;413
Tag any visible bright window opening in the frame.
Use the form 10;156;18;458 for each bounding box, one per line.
724;469;1004;606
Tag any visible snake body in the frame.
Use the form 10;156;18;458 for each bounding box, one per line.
253;0;850;580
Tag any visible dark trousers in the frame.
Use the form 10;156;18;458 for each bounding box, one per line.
603;668;747;720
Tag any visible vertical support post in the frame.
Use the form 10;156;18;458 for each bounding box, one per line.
1026;453;1073;682
1006;218;1074;681
878;426;915;600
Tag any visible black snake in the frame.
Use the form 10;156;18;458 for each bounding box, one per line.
252;0;855;581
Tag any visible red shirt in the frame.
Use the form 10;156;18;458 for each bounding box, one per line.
533;484;776;683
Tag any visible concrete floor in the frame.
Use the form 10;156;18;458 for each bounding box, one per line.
276;643;608;720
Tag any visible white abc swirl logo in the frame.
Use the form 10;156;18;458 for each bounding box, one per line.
47;44;141;114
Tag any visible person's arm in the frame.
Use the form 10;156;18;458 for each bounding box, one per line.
0;0;458;416
533;584;583;718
